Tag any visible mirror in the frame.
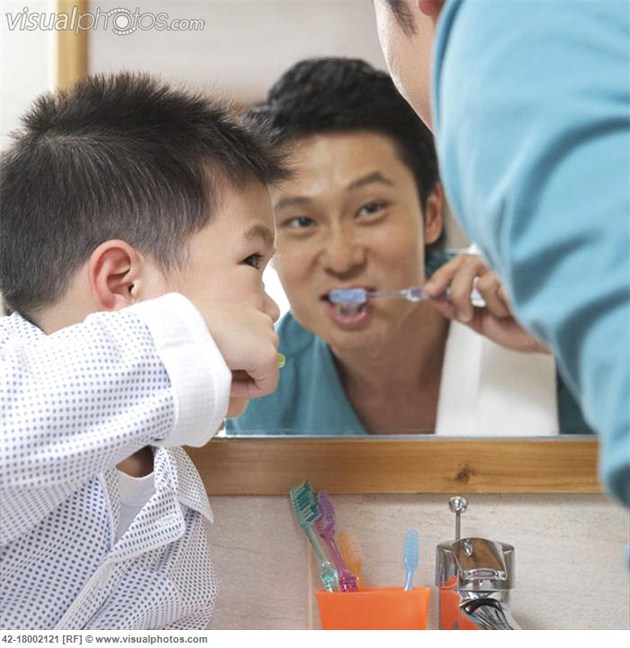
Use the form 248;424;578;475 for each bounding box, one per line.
2;0;599;490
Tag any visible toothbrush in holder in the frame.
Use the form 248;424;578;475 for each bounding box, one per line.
403;529;419;591
329;286;485;308
315;491;359;592
289;482;339;592
338;528;365;590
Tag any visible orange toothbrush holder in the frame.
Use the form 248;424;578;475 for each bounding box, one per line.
316;586;431;630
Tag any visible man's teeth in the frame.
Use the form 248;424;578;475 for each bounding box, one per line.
334;302;366;316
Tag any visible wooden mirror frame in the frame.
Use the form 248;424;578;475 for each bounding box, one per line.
187;437;601;495
57;1;89;90
57;4;601;497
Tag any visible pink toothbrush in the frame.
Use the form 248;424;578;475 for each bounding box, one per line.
315;491;359;592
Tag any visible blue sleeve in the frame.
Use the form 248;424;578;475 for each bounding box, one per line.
433;0;630;505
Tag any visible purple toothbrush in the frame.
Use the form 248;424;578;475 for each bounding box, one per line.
315;491;359;592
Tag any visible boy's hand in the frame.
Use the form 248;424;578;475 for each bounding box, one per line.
193;300;280;399
424;254;549;354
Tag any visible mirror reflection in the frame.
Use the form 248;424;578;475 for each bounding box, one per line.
80;1;593;438
226;57;591;438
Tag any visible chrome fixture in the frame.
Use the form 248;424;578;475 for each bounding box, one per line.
436;496;521;630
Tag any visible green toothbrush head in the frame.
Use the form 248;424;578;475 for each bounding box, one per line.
289;481;320;529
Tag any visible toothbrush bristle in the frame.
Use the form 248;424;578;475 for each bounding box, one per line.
315;491;336;534
339;529;364;590
339;529;364;567
318;491;335;522
290;481;321;528
329;288;367;305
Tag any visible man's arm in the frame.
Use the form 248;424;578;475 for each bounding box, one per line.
433;1;630;505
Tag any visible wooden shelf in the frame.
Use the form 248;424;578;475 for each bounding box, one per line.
57;1;89;89
187;437;601;495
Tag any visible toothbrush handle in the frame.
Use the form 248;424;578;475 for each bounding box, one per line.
305;526;339;592
409;286;486;307
467;287;486;308
322;537;359;592
370;286;486;307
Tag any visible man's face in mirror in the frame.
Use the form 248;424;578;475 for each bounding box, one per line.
271;131;442;353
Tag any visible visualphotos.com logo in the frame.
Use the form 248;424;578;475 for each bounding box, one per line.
4;6;206;36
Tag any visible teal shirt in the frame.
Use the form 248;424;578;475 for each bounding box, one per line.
227;249;456;436
433;0;629;505
226;312;592;437
226;313;365;436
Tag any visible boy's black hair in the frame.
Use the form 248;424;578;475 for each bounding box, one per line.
247;57;444;251
0;72;289;318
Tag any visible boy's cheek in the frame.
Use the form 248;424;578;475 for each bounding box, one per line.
227;397;250;419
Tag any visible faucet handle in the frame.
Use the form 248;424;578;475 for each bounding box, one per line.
436;536;515;591
449;495;468;540
437;495;515;592
453;538;508;582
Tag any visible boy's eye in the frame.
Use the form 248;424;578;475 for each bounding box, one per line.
281;216;316;230
243;253;264;269
357;200;388;218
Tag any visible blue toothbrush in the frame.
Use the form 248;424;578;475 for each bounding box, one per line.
289;481;339;592
403;529;419;591
329;286;485;308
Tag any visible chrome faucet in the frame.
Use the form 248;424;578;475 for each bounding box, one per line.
436;496;521;630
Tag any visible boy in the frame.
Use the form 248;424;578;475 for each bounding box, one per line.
0;73;286;628
372;1;630;508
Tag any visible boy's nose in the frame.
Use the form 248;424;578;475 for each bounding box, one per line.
264;292;281;323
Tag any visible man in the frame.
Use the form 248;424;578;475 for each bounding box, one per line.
373;0;630;506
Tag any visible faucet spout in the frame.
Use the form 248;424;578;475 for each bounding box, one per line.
436;537;520;630
460;594;521;630
436;497;521;630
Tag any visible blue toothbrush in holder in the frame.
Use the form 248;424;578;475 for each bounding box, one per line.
403;529;419;591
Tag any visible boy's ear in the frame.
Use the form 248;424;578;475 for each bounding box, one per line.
88;240;145;311
424;182;444;245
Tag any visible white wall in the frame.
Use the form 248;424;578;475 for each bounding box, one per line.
0;1;56;151
89;0;388;104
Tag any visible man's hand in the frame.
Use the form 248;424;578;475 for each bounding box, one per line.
424;254;549;354
192;300;280;399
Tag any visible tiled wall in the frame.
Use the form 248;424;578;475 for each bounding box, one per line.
206;493;629;630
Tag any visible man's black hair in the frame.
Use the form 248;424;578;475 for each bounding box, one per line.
248;57;444;251
0;72;288;317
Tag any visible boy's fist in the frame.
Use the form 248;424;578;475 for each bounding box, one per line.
193;301;280;399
